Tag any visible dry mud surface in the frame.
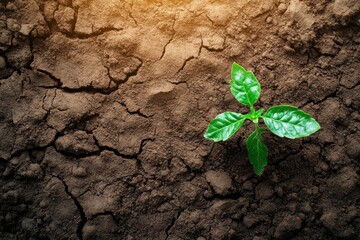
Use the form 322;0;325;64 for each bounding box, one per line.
0;0;360;239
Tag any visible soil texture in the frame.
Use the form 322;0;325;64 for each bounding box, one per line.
0;0;359;239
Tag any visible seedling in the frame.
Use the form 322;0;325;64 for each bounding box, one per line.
204;63;320;176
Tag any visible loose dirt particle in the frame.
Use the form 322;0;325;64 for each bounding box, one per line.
202;33;225;51
43;1;58;21
278;3;287;14
345;134;360;159
243;214;260;228
55;131;99;156
6;19;20;32
320;207;356;238
19;24;34;36
17;163;43;178
327;167;359;195
274;215;302;239
54;6;75;33
71;166;87;177
255;182;274;200
205;170;232;195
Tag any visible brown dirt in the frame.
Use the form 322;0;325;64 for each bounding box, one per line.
0;0;359;239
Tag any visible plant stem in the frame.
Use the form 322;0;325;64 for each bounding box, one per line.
250;106;256;115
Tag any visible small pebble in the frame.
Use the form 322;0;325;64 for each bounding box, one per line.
19;24;34;36
278;3;287;14
344;98;352;106
123;67;131;74
266;17;273;24
39;199;48;208
203;190;214;198
284;45;295;53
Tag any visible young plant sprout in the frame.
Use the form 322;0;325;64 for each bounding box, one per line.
204;63;320;176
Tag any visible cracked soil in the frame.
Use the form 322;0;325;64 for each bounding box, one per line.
0;0;360;239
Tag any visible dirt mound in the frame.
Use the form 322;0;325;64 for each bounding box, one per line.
0;0;359;239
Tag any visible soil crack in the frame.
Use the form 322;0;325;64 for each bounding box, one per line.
41;89;57;123
204;14;215;26
66;27;123;39
128;1;138;27
53;175;87;240
93;135;154;160
119;102;149;118
176;56;195;74
89;211;117;222
36;68;117;94
159;17;177;61
176;38;202;74
37;69;62;87
165;210;183;239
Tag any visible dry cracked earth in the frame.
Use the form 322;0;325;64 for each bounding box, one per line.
0;0;360;239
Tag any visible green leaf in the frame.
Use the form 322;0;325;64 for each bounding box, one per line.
230;62;261;106
253;108;264;118
262;105;321;139
246;128;268;176
204;112;247;142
